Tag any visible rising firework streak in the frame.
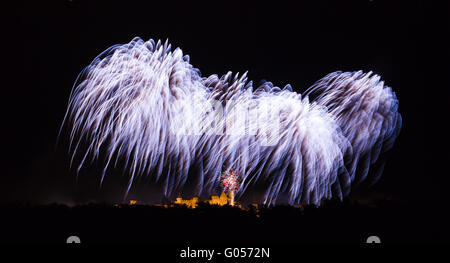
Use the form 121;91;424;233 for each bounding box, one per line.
62;37;401;205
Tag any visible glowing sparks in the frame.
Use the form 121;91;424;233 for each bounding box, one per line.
218;168;241;193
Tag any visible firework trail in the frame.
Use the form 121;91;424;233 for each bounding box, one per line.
62;37;401;205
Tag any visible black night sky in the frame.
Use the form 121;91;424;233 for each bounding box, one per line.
2;0;449;244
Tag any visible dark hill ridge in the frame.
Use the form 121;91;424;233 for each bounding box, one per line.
1;199;447;243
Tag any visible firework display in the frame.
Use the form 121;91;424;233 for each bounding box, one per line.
63;37;401;205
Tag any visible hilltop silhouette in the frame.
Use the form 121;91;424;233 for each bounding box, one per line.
1;198;446;243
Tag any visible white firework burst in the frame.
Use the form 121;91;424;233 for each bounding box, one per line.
62;37;401;205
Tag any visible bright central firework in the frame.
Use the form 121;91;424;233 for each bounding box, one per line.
62;37;401;205
218;169;241;193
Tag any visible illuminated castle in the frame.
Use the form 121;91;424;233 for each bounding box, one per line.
173;192;239;208
122;193;259;216
123;191;255;211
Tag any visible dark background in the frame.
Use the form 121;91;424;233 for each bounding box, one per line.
2;0;448;243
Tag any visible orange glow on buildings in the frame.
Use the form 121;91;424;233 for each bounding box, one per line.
173;192;243;208
207;192;230;206
118;193;260;215
174;196;199;208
